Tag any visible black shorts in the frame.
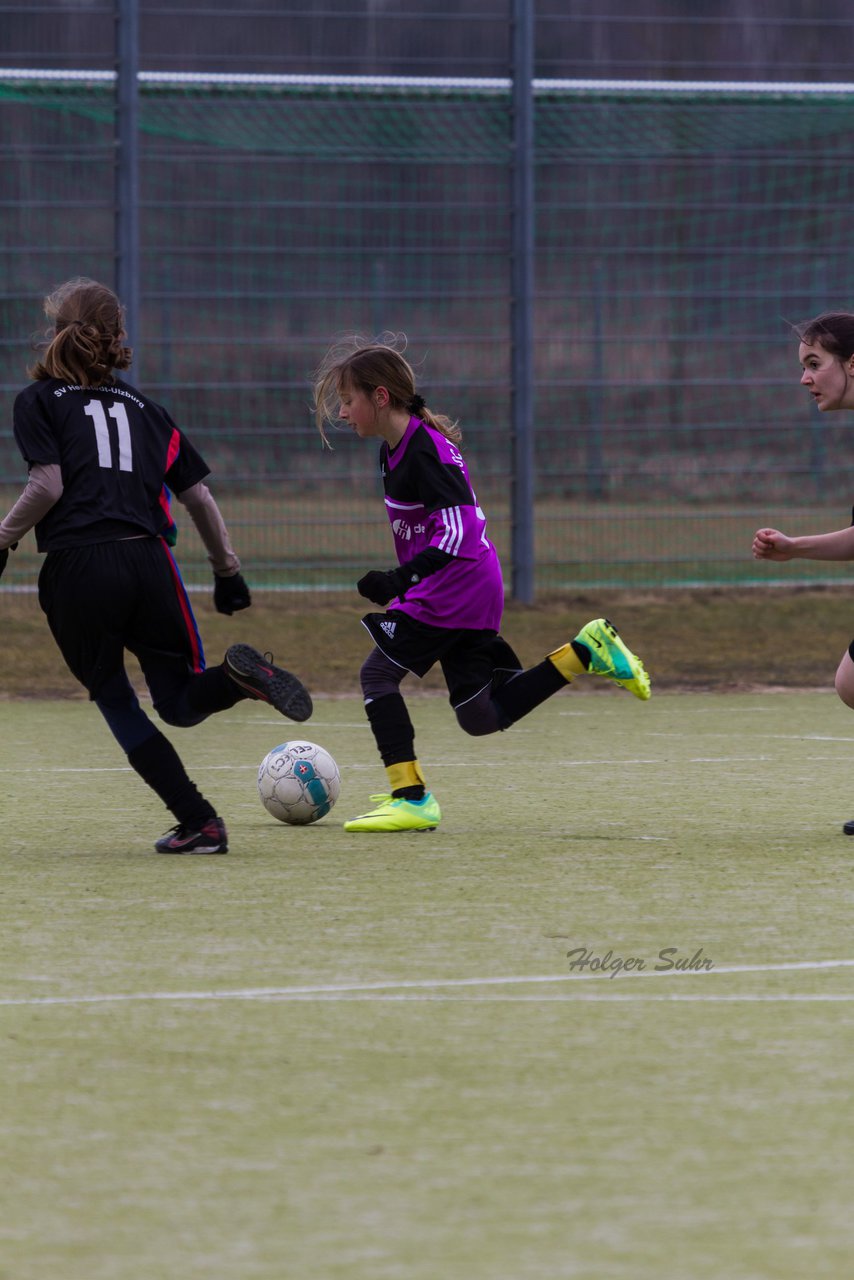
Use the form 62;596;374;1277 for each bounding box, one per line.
362;610;523;708
38;538;205;699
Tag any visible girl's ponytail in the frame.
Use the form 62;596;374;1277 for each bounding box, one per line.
313;334;461;446
28;278;132;386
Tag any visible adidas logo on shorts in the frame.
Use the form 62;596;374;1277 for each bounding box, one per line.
379;619;397;638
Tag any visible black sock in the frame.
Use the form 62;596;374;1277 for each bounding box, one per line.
186;665;246;715
392;785;426;801
128;729;216;828
364;692;416;766
493;659;567;725
571;639;592;670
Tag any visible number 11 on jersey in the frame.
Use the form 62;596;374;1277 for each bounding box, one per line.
84;399;133;471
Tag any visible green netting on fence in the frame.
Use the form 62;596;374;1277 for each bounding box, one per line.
2;78;854;590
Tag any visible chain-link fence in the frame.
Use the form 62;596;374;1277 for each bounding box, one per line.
3;4;854;591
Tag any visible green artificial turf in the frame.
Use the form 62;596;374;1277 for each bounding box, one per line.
2;690;853;1279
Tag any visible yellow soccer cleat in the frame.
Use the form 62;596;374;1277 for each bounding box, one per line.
573;617;651;700
344;792;441;833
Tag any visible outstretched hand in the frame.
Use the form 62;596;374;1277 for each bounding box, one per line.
752;528;796;562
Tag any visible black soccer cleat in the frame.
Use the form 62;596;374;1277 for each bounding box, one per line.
843;818;854;836
155;816;229;854
224;643;313;722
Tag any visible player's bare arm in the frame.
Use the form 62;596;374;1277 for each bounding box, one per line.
753;525;854;562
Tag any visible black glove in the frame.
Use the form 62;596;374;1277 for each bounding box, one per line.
357;549;455;607
214;571;252;615
0;542;18;581
357;569;403;607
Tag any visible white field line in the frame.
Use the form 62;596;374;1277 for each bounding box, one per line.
177;993;854;1003
2;959;853;1008
778;734;854;742
0;755;773;776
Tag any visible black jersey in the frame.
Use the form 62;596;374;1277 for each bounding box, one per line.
13;377;209;551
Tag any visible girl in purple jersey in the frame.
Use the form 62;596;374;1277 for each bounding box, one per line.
314;335;651;833
0;278;312;855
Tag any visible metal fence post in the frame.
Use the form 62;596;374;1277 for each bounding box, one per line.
510;0;534;602
115;0;139;354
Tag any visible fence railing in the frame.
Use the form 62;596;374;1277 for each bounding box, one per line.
3;64;854;590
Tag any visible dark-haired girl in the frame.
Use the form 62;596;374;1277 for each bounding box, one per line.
753;311;854;834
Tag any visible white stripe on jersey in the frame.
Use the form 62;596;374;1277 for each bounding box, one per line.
437;506;463;556
384;497;422;512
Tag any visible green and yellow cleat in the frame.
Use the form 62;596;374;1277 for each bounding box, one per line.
573;617;651;700
344;792;441;833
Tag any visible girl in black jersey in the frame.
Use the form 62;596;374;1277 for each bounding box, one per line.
0;278;311;854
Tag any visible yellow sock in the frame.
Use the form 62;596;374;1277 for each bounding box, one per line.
547;642;585;682
386;760;426;793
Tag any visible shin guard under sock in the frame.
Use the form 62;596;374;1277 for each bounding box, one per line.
365;695;426;799
186;665;246;715
127;729;216;828
364;693;417;767
493;659;568;725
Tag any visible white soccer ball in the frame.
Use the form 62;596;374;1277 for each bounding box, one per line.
257;740;341;826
